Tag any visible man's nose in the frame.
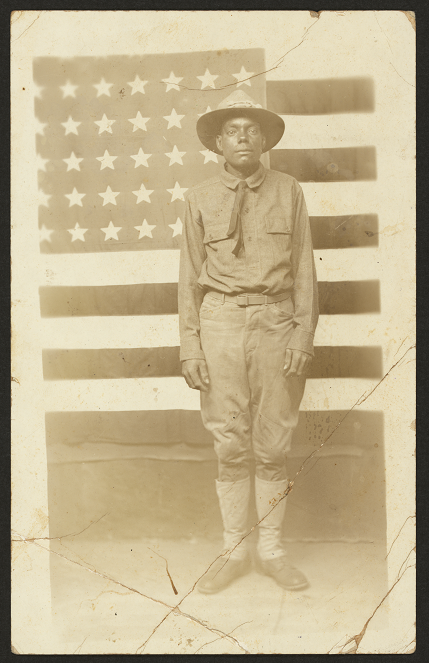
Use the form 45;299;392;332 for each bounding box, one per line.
237;130;249;142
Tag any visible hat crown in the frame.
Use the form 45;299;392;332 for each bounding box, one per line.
216;89;263;111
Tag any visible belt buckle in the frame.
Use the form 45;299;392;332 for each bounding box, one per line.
236;294;248;306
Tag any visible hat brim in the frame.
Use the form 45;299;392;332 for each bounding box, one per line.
196;107;285;155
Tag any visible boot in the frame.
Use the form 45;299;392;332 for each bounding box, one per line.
197;477;251;594
255;476;309;590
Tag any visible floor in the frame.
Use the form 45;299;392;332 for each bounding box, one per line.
49;534;388;654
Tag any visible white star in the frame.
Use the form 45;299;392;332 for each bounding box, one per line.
60;80;78;98
36;154;49;171
197;68;218;89
38;189;51;208
197;106;213;118
128;111;150;132
63;151;83;172
94;113;116;135
67;222;88;242
33;83;44;99
168;217;183;237
133;183;154;204
232;66;254;87
39;224;54;242
165;145;186;166
101;221;121;241
130;148;152;168
162;71;183;92
35;118;47;136
61;116;81;136
96;150;117;170
93;77;114;97
128;75;148;95
163;108;185;129
135;219;156;239
98;185;120;206
167;181;188;202
65;187;86;207
200;149;218;164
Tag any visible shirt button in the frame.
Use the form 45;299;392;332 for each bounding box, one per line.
247;236;252;241
243;208;249;213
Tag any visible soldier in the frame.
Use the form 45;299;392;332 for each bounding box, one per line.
178;89;319;594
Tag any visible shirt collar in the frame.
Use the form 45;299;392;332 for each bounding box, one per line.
220;161;266;190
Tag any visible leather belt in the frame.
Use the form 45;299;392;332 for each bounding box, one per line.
207;291;291;307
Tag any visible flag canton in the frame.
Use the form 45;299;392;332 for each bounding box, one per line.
34;50;266;253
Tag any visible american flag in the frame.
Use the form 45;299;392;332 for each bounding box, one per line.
36;50;385;542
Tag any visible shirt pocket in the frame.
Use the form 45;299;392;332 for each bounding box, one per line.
265;216;293;264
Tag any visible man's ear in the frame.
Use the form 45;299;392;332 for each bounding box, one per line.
215;134;223;153
261;134;267;151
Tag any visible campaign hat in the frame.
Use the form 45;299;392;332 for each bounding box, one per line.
196;89;285;155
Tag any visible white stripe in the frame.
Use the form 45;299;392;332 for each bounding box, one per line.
41;250;180;287
41;316;180;349
41;246;378;288
41;314;380;349
277;114;379;150
300;181;380;216
43;378;380;413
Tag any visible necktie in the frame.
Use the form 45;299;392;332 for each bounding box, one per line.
227;180;246;257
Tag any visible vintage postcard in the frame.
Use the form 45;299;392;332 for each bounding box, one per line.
11;10;415;654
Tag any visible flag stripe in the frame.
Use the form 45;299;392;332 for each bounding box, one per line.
39;280;380;318
276;115;380;150
310;215;378;249
42;377;380;412
266;78;375;115
270;146;377;182
42;346;383;381
45;409;383;464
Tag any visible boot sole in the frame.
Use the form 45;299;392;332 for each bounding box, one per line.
197;560;251;594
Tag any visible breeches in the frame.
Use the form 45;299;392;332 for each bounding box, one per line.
199;293;306;482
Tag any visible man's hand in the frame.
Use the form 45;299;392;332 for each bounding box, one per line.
283;349;312;377
182;359;210;391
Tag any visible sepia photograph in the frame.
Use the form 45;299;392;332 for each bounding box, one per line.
11;10;415;654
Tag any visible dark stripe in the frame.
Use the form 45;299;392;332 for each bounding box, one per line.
45;408;383;457
42;345;382;380
39;280;380;317
270;146;377;182
310;215;379;249
266;77;375;115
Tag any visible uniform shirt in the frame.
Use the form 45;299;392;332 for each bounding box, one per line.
178;162;319;362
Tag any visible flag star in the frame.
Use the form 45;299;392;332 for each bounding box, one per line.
63;151;83;172
200;149;218;164
128;111;150;132
93;77;114;97
128;75;148;95
133;183;154;204
60;80;78;98
35;118;47;136
162;71;183;92
135;219;156;239
197;68;218;89
232;66;254;87
101;221;121;241
98;185;120;206
96;149;117;170
67;222;88;242
36;154;49;172
94;113;116;135
39;224;54;242
33;83;44;99
167;181;188;202
65;187;86;207
165;145;186;166
38;189;51;208
61;115;81;135
130;148;152;168
163;108;185;129
197;106;213;118
168;217;183;237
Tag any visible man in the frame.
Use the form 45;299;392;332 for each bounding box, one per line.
178;89;319;594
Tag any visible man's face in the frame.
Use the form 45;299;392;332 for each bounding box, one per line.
216;116;266;171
